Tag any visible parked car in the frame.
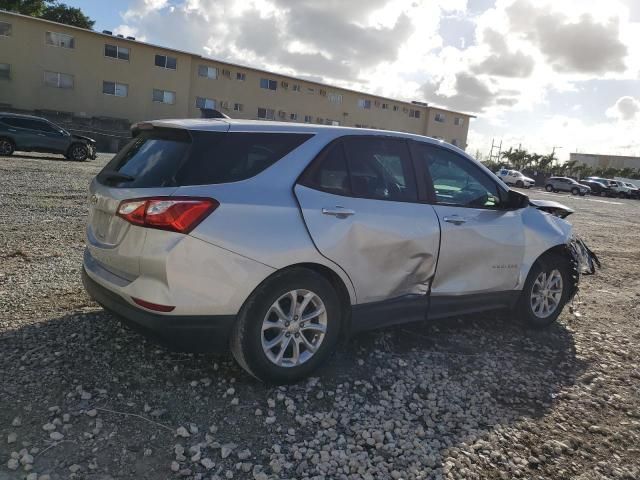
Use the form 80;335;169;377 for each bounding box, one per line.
496;168;535;188
545;177;591;196
584;177;625;196
578;179;613;197
0;112;96;161
620;182;640;199
82;119;598;383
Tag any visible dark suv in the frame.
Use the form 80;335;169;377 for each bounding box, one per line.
0;113;96;161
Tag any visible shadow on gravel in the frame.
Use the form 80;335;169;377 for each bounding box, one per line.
0;309;587;478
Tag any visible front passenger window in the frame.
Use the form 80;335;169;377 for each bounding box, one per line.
414;143;502;208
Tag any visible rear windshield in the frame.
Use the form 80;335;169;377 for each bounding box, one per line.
97;129;313;188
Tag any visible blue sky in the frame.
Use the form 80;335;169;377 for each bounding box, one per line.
62;0;640;159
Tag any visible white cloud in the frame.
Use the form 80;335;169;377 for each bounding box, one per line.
606;96;640;121
113;0;640;157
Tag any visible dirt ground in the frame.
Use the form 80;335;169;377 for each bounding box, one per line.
1;153;639;480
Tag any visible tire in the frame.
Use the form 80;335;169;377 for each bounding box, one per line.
230;267;342;384
618;192;627;199
545;184;553;192
0;138;15;156
517;253;571;328
516;180;524;188
571;187;579;195
68;143;88;161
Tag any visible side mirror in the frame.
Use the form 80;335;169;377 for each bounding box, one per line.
506;189;529;209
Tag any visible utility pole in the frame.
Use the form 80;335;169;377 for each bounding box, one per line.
488;138;502;164
551;146;563;168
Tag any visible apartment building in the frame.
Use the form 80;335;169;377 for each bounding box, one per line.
0;10;473;148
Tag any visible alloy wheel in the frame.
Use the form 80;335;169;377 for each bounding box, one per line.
530;269;563;319
261;289;327;368
71;144;87;161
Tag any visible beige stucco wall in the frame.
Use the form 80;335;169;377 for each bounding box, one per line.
0;11;472;147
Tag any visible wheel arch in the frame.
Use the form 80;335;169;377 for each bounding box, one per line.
522;243;579;301
243;262;354;336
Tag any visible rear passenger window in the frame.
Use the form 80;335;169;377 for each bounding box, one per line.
98;130;313;187
300;142;351;196
343;137;417;202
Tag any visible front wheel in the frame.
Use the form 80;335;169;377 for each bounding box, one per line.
571;187;579;195
618;192;627;199
517;254;571;328
516;180;524;188
68;143;88;161
230;268;342;384
0;138;15;156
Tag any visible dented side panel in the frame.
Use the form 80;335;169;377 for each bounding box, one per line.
294;185;440;304
518;206;573;286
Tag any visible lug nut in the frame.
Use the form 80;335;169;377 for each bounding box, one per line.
285;321;290;327
294;315;299;320
285;332;291;337
295;333;300;338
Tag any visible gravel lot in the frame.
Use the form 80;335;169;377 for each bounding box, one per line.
1;152;639;480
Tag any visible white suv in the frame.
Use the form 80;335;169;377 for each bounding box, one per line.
496;169;535;188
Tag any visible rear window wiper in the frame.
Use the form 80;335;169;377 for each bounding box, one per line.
100;170;136;183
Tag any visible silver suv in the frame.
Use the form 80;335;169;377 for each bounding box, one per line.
82;120;598;383
545;177;590;196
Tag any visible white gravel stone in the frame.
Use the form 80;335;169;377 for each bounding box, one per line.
49;432;64;441
176;426;190;438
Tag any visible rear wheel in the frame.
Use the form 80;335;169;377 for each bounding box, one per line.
230;268;342;384
618;192;627;199
68;143;88;161
518;253;571;328
0;138;15;156
545;184;553;192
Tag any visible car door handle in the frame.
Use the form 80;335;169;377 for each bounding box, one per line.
8;129;17;132
322;207;355;218
443;215;467;225
37;133;46;136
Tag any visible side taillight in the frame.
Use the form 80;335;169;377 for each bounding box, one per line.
117;197;218;234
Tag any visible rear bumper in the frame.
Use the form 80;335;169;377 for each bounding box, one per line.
82;267;235;353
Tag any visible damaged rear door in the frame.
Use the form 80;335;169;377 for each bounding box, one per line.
295;135;441;317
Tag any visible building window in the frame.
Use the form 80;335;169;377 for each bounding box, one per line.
451;139;459;146
409;109;421;118
44;71;73;89
357;99;371;109
435;112;446;123
45;31;75;49
393;105;399;111
281;81;289;89
0;63;10;80
155;54;177;70
103;81;128;97
257;107;275;120
454;117;462;126
236;72;246;81
304;115;312;123
319;89;327;97
292;84;301;92
0;21;11;37
260;78;277;90
328;93;343;104
382;103;389;110
221;69;231;78
278;110;286;119
233;103;243;112
195;96;216;109
104;44;130;61
325;119;340;126
289;113;298;121
198;65;217;79
316;117;324;124
307;87;315;94
152;88;176;104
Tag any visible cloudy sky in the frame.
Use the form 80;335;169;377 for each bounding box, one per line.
68;0;640;160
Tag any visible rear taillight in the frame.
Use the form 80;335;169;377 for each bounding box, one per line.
117;197;218;234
